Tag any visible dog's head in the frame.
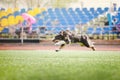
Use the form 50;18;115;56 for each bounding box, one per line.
52;34;65;43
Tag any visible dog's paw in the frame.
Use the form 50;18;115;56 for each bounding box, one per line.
55;50;60;52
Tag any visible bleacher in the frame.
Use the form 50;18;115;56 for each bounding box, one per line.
0;7;120;41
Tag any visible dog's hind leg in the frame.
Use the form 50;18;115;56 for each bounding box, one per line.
91;46;95;51
55;41;66;52
56;44;66;52
80;36;96;51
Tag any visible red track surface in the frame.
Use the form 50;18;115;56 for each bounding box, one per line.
0;42;120;51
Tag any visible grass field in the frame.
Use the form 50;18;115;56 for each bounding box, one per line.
0;50;120;80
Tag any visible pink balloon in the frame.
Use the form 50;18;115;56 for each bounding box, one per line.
21;13;36;33
21;13;36;24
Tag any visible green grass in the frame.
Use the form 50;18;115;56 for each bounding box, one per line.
0;50;120;80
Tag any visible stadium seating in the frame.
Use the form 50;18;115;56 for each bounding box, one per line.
94;27;103;35
6;8;13;14
0;7;120;39
8;15;16;25
86;27;94;34
0;28;9;34
15;15;24;24
102;26;111;34
20;8;26;14
13;11;20;17
1;18;9;27
104;7;109;12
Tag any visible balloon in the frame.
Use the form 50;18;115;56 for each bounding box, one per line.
21;13;36;24
21;13;36;33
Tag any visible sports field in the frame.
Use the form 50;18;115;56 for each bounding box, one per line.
0;50;120;80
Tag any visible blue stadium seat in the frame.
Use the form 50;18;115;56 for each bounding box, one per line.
0;16;7;20
47;10;56;20
14;11;20;17
42;11;47;16
20;8;26;14
86;27;94;34
102;26;110;34
118;7;120;11
104;7;109;12
97;7;104;14
93;12;99;18
1;28;9;34
46;21;52;26
67;19;75;25
68;9;80;24
60;19;67;25
61;8;66;13
32;23;39;30
82;8;88;12
47;8;53;12
53;26;63;34
35;14;41;20
7;13;13;17
89;8;95;13
43;15;49;21
55;8;59;11
75;9;85;20
67;25;75;31
93;27;102;35
38;19;44;26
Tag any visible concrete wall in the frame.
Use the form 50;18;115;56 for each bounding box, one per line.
69;0;120;9
0;0;120;9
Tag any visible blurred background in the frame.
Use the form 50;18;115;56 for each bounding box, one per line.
0;0;120;41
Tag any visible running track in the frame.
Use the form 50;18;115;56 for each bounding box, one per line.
0;42;120;51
